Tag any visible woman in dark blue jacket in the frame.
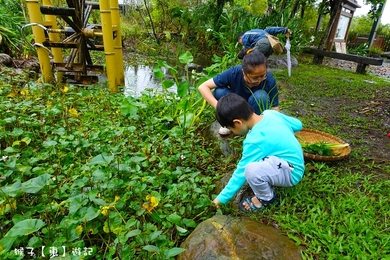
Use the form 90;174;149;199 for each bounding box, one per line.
198;50;279;135
238;27;290;58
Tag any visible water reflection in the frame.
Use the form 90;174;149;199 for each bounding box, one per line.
123;65;176;97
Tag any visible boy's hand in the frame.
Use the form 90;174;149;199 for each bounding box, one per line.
213;198;221;208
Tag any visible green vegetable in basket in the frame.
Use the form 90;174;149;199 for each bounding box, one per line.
301;141;331;156
300;141;349;156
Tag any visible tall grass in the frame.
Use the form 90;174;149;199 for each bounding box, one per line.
0;0;30;57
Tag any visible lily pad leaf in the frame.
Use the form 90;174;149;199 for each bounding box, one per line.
43;140;57;148
22;174;51;193
84;207;100;222
6;219;45;237
8;128;23;137
1;181;22;197
69;194;84;214
88;153;114;165
0;236;17;253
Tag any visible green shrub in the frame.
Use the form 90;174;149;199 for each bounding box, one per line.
0;0;25;56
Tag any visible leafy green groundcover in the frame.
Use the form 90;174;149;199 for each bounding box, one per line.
1;60;390;259
0;81;221;259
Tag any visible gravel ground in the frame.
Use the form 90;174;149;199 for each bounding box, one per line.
323;58;390;79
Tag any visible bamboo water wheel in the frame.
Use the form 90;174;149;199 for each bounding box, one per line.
25;0;124;92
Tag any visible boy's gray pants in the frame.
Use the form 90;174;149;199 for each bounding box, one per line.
245;156;293;201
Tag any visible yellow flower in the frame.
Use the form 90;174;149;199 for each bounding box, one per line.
68;108;79;118
142;195;159;213
76;225;83;236
21;90;29;96
7;90;18;98
114;196;120;203
101;206;110;216
3;199;17;212
62;86;69;93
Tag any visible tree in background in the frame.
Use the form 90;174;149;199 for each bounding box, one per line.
349;14;390;51
120;0;325;62
235;0;267;16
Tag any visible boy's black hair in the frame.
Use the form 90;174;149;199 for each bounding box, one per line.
216;93;254;128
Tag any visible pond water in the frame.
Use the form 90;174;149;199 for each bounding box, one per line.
123;65;177;97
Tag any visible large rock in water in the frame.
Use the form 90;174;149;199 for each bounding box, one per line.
178;215;302;260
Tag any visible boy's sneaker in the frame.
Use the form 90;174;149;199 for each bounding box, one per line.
218;126;232;136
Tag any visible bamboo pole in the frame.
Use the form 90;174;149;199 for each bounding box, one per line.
110;0;124;86
26;0;54;83
99;0;118;92
42;0;64;83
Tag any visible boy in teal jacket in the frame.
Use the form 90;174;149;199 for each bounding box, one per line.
213;93;305;212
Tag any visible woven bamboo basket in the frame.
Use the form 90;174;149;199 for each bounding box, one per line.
295;128;351;161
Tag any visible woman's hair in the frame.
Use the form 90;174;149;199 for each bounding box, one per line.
240;50;267;74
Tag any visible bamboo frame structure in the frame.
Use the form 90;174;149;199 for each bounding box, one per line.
25;0;124;92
